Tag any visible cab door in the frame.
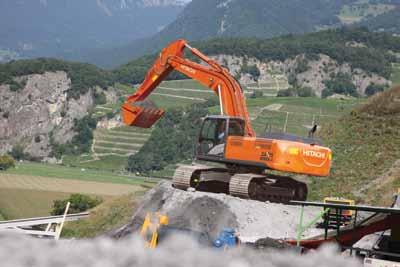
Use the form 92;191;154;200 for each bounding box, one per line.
196;117;245;161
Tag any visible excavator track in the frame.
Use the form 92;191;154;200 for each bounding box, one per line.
172;164;208;190
172;164;307;204
229;173;263;199
172;164;230;193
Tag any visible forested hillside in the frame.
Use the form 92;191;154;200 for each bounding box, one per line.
2;28;398;95
84;0;355;67
1;27;399;162
358;7;400;34
0;58;113;99
113;28;400;91
85;0;400;67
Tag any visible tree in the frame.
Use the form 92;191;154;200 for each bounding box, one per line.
71;115;97;154
51;194;102;215
249;90;263;98
297;86;315;97
277;88;296;97
126;99;218;174
10;144;25;160
321;88;333;98
0;155;15;170
365;83;385;96
323;73;358;97
93;91;107;105
241;64;260;81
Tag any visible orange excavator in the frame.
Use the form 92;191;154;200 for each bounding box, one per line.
121;39;332;203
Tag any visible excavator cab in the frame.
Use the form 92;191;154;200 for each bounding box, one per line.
197;116;245;160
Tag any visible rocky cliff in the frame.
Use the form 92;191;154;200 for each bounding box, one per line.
0;71;94;159
211;54;391;97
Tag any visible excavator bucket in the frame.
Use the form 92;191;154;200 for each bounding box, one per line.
122;102;165;128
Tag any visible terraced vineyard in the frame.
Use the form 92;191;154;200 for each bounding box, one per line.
63;126;152;171
94;127;150;157
220;97;363;138
244;75;289;97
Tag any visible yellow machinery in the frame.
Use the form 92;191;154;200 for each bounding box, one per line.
323;197;355;227
140;212;169;248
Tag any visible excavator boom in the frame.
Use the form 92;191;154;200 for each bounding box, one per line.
122;39;255;136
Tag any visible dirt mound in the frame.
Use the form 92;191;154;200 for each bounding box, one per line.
113;181;325;242
359;86;400;116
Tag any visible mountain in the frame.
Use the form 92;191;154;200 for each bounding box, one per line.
85;0;400;68
0;58;116;159
0;0;186;62
85;0;355;67
358;6;400;34
113;28;399;96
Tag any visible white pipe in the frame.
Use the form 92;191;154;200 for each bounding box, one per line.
218;85;224;115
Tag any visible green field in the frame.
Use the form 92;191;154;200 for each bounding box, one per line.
5;162;156;186
392;63;400;86
208;96;363;136
250;97;362;137
0;162;155;219
0;188;73;219
117;80;215;109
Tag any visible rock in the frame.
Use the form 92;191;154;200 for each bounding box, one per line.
0;71;95;158
211;54;390;97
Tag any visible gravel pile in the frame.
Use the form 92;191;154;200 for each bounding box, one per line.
115;181;325;242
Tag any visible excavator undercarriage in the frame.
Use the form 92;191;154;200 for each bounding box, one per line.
172;164;308;203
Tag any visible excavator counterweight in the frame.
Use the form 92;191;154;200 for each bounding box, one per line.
121;39;332;203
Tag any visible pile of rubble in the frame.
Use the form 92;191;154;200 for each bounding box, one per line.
114;181;325;242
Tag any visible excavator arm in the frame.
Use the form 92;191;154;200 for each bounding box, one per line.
121;39;255;137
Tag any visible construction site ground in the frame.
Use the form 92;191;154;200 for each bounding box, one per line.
114;181;326;243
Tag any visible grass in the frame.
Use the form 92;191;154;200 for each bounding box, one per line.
308;87;400;205
117;79;214;109
208;96;363;136
391;63;400;86
248;97;363;136
160;79;209;90
64;155;129;172
0;188;72;219
149;94;205;109
62;192;143;238
4;162;156;186
0;174;146;196
0;170;152;219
